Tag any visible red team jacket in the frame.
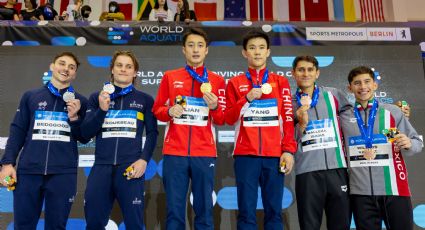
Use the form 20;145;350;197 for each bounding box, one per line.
225;68;297;157
152;66;226;157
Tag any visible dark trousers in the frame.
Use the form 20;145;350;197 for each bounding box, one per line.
85;164;145;230
351;195;413;230
14;173;77;230
295;168;351;230
163;155;216;230
234;156;284;230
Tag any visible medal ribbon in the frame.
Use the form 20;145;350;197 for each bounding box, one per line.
295;84;320;108
47;81;74;99
110;84;133;100
185;65;208;83
245;69;269;88
353;98;378;148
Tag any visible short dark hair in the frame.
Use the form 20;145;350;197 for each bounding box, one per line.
292;55;319;70
53;52;80;69
110;50;139;84
242;30;270;50
182;28;209;46
348;66;375;83
154;0;168;10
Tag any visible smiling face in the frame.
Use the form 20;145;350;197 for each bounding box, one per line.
348;73;378;106
49;55;78;88
183;34;208;67
293;60;320;91
242;37;270;70
111;55;137;87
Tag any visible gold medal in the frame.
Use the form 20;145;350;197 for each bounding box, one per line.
363;148;376;160
261;83;272;94
200;82;212;93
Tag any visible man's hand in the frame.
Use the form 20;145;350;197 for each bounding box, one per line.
280;152;294;175
394;133;412;150
296;105;310;131
0;164;17;187
98;91;111;112
203;92;218;110
246;88;262;102
128;159;148;179
169;104;184;118
67;99;81;121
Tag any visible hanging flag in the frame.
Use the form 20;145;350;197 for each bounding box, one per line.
224;0;245;20
137;0;156;20
194;0;217;21
333;0;356;22
60;0;69;15
359;0;385;22
249;0;273;21
274;0;301;21
304;0;329;21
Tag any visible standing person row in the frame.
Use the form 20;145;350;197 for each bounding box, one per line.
81;50;158;230
153;27;226;230
225;30;297;230
0;52;89;229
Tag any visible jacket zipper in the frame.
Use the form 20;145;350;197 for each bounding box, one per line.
364;109;374;195
314;106;329;169
113;97;124;165
44;97;58;175
187;77;195;156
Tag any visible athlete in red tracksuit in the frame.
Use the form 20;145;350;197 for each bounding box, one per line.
152;28;225;230
225;30;297;230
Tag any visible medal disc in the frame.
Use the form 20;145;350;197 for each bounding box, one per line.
261;83;272;94
63;91;75;102
200;82;212;93
103;83;115;94
300;95;312;106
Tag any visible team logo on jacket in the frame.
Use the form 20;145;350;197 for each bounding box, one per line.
173;81;184;88
130;100;144;110
38;101;47;110
132;197;142;205
239;84;249;92
109;101;115;109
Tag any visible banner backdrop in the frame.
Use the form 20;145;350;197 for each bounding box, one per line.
0;45;424;229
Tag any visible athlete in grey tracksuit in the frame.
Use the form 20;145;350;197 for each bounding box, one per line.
340;65;422;230
293;86;352;230
292;56;352;230
340;102;422;230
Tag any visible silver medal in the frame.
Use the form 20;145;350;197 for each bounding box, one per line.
103;83;115;94
63;91;75;102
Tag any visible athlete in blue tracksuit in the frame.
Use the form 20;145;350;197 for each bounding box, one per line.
0;52;89;230
81;51;158;230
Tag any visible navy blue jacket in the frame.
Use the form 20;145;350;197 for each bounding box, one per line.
0;85;89;174
81;87;158;165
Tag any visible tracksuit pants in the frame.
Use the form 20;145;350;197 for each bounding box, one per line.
234;156;284;230
13;173;77;230
295;168;351;230
162;155;216;230
351;195;413;230
84;164;145;230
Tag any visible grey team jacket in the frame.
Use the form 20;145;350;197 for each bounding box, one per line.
293;86;352;175
340;102;422;196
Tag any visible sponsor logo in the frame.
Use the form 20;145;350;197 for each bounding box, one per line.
173;81;184;88
130;100;144;110
239;84;249;92
107;26;134;44
38;101;47;110
132;197;142;205
341;185;348;192
306;27;411;41
209;163;215;167
139;25;184;43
